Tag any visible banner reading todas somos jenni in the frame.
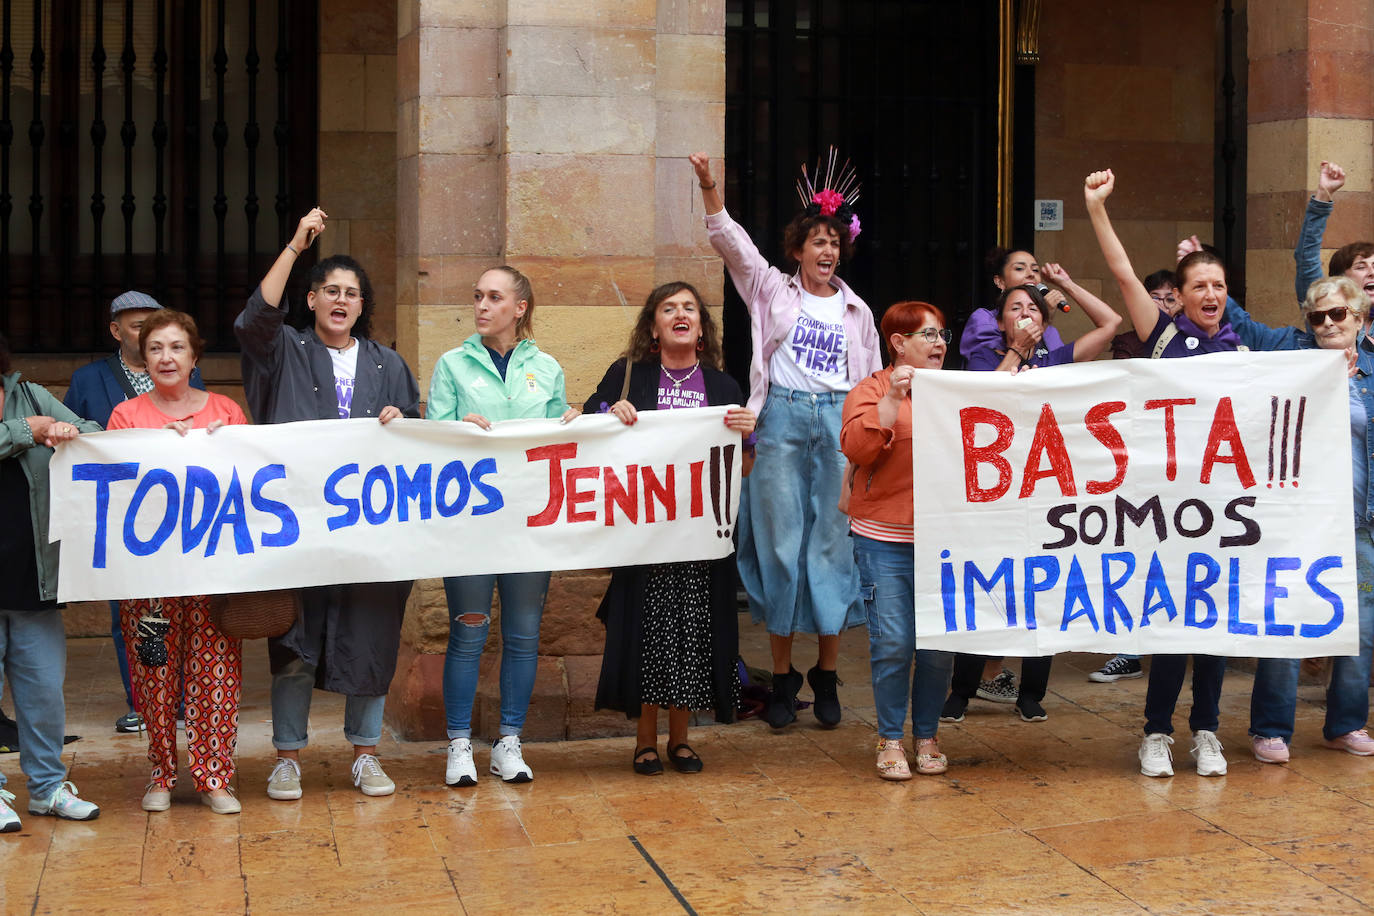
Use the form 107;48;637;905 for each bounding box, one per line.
48;410;743;602
911;350;1358;658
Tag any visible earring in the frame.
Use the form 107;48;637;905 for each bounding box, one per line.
696;336;704;353
650;339;660;354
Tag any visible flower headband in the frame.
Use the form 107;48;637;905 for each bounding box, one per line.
796;146;862;241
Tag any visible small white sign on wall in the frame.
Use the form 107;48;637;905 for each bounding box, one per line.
1035;199;1063;231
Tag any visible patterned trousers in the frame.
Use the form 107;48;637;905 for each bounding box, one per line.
120;596;242;791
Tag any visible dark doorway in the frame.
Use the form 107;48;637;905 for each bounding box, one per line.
722;0;1003;379
0;0;317;354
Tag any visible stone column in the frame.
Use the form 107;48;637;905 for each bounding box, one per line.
1245;0;1374;324
388;0;725;741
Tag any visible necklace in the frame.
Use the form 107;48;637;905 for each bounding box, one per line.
326;338;355;353
662;362;700;389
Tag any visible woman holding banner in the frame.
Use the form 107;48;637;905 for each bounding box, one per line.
0;334;103;830
1223;276;1374;761
427;266;577;787
841;301;955;779
236;209;421;802
584;281;756;775
1086;168;1238;779
691;150;881;730
107;310;249;814
943;267;1122;723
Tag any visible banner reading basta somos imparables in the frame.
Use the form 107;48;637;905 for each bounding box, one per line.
48;410;743;602
911;350;1357;659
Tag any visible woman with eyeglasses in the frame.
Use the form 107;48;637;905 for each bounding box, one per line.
235;208;421;803
1223;276;1374;762
841;301;957;779
1110;269;1180;361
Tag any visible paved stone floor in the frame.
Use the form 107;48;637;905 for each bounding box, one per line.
2;624;1372;914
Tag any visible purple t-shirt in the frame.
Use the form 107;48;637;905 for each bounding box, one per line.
965;341;1075;372
657;367;708;410
959;306;1066;361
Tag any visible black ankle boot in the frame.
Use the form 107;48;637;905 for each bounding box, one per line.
807;666;841;728
765;668;803;729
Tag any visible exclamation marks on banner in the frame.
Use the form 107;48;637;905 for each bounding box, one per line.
708;444;737;538
1267;395;1306;488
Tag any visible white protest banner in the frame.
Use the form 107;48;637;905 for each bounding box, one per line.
48;409;743;601
911;350;1357;658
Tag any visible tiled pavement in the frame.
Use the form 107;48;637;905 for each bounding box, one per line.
2;624;1372;914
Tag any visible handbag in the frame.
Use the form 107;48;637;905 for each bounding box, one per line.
837;460;860;514
209;589;301;639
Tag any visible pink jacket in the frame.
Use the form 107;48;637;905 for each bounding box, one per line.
705;208;883;414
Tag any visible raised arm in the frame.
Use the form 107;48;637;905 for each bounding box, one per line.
689;152;723;216
260;208;326;309
1295;160;1343;306
1084;170;1157;343
1043;262;1122;361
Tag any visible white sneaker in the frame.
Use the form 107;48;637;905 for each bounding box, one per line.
1191;730;1228;776
445;738;477;787
266;758;302;800
351;754;395;797
27;781;100;821
489;735;533;783
0;788;21;832
1139;733;1174;777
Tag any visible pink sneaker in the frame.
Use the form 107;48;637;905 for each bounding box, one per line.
1250;735;1289;764
1322;729;1374;756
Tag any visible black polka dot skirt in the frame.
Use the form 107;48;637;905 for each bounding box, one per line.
639;560;718;710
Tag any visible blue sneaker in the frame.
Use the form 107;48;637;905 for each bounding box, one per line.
28;781;100;821
1;788;21;832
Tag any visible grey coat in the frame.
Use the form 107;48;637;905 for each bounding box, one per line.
0;372;103;602
234;286;421;696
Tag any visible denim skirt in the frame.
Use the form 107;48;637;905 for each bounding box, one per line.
737;386;864;636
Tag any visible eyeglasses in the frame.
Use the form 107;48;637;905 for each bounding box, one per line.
317;285;362;303
1307;305;1351;326
903;327;952;344
1150;292;1177;306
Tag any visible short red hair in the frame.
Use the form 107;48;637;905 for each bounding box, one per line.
880;301;946;362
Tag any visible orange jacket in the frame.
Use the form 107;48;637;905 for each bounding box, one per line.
840;367;913;526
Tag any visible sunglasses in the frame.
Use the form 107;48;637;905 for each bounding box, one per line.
903;327;953;344
1307;306;1350;326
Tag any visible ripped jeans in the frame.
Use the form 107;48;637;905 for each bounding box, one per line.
441;572;550;740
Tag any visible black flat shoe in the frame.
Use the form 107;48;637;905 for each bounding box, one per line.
667;743;703;774
633;747;663;776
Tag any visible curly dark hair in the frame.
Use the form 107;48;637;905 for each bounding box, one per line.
782;213;855;270
624;282;724;370
308;254;375;340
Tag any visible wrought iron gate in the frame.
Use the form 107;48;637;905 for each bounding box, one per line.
1;0;317;353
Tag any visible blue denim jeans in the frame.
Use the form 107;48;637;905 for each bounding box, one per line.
271;656;386;749
0;609;69;799
442;571;549;739
738;387;863;636
1251;526;1374;741
853;536;953;740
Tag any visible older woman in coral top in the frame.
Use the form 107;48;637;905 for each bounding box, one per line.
107;310;248;815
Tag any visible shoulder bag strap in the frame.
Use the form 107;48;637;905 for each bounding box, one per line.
619;360;634;404
105;353;139;399
1150;322;1179;359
